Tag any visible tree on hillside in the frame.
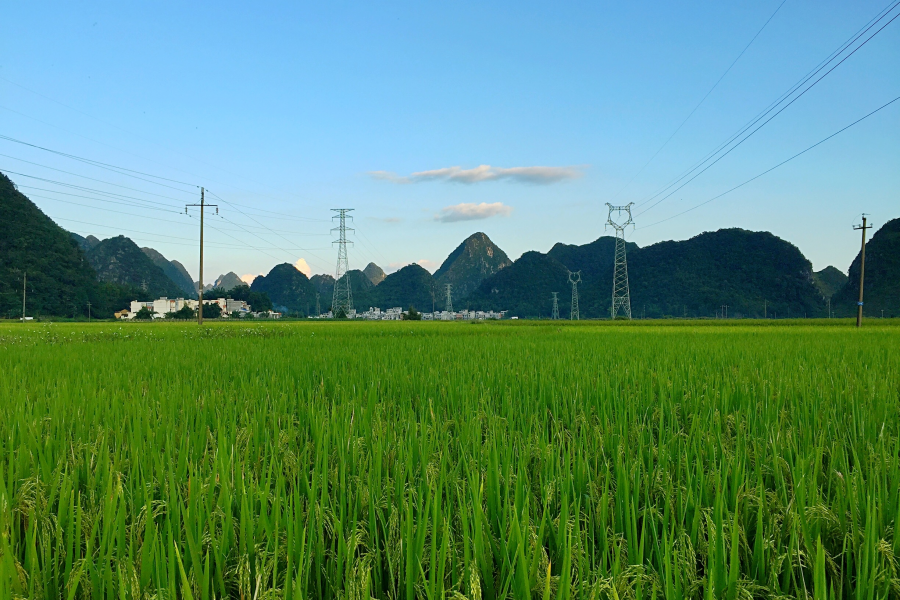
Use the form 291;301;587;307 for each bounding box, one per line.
167;305;195;320
133;307;155;320
207;284;273;312
202;303;222;319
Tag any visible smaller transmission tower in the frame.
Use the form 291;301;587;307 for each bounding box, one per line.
568;271;581;320
315;293;321;317
551;292;560;320
331;208;354;317
606;203;634;320
445;283;453;313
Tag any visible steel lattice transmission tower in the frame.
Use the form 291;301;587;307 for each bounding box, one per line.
551;292;560;320
445;283;453;313
606;203;634;320
568;271;581;320
331;208;354;317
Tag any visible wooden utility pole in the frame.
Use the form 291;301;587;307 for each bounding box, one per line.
764;299;767;319
853;215;872;328
87;302;91;323
186;187;217;325
21;271;26;322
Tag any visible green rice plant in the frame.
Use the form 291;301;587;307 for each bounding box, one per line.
0;320;897;599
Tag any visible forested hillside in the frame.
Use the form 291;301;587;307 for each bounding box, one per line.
0;172;146;318
832;218;900;318
471;229;827;318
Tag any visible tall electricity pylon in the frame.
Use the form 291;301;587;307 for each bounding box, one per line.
331;208;354;317
568;271;581;320
445;283;453;313
606;203;634;320
551;292;560;320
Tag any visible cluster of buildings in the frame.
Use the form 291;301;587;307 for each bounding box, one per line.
311;307;506;320
310;307;405;320
422;309;506;320
115;297;281;319
116;298;504;321
354;307;405;320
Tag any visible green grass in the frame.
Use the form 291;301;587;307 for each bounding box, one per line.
0;320;898;599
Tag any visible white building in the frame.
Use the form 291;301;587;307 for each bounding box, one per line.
356;307;404;320
225;299;251;315
124;296;253;319
422;309;505;321
251;310;282;319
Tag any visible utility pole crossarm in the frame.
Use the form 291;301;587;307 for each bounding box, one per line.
853;214;873;328
186;187;217;325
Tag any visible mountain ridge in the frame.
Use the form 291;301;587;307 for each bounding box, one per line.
141;247;197;298
86;236;186;299
832;218;900;318
434;232;511;302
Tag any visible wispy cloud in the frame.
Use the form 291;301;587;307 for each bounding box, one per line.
416;259;439;272
370;165;582;185
435;202;513;223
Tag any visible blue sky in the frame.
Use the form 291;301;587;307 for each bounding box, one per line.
2;1;898;283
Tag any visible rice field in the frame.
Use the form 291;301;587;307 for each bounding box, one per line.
0;320;898;599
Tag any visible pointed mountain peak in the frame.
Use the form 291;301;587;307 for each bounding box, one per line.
363;262;386;285
434;232;511;300
213;272;245;292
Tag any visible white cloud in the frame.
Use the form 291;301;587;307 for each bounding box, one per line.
435;202;513;223
240;273;260;284
417;259;439;272
294;258;312;277
369;165;582;185
368;170;410;184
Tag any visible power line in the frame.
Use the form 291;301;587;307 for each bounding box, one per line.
0;153;195;200
27;191;330;255
612;0;787;201
0;130;330;222
637;93;900;229
352;226;392;268
206;189;331;269
4;170;186;208
0;132;197;191
22;189;185;215
53;216;322;251
0;101;332;216
25;186;328;236
635;0;900;215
